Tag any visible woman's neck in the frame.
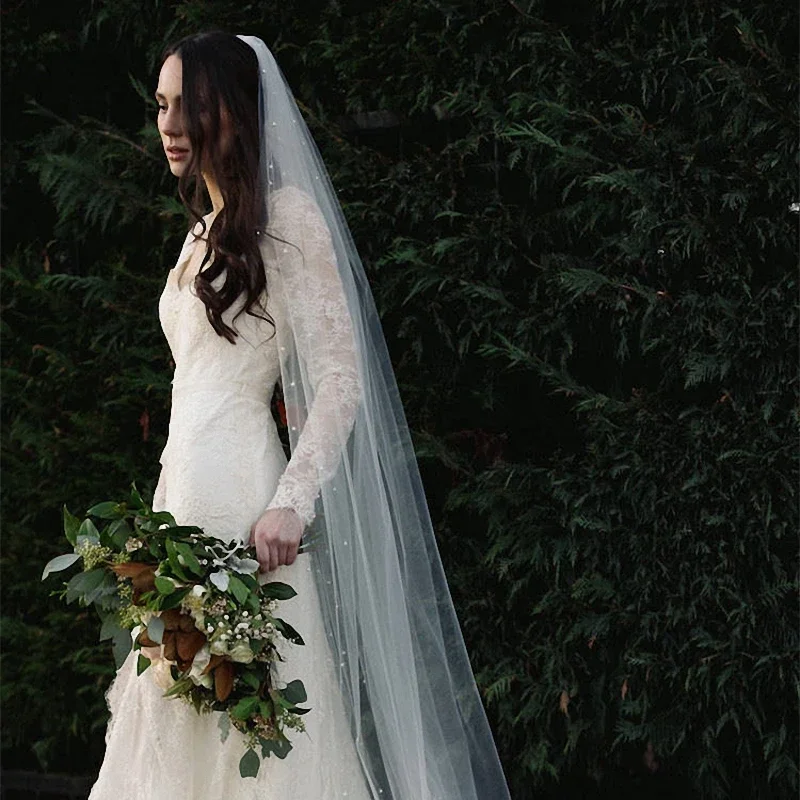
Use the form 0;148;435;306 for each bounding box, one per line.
203;172;224;216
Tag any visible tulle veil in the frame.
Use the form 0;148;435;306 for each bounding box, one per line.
239;34;511;800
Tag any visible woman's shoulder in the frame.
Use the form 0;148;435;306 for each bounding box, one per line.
267;185;322;227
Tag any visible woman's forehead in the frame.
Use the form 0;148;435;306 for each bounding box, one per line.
156;54;182;98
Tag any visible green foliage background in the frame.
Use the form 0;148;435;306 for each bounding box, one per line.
2;1;797;798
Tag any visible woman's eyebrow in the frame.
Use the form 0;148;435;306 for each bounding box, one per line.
155;90;180;101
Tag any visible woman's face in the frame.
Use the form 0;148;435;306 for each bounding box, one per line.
155;53;234;180
156;54;191;177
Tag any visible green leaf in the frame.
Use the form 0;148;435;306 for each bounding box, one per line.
150;510;177;527
231;695;260;720
159;586;191;610
83;571;118;605
65;568;106;604
175;541;203;576
273;617;304;645
76;518;100;546
164;538;190;581
239;748;260;778
107;518;132;549
99;613;124;642
227;574;250;605
162;676;194;697
41;552;81;580
87;501;123;519
154;576;176;595
129;482;144;509
63;505;81;547
241;671;261;691
260;581;296;601
281;679;307;705
111;627;132;669
137;654;151;675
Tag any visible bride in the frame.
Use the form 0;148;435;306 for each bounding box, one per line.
88;31;511;800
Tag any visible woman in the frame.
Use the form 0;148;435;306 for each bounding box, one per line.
89;31;511;800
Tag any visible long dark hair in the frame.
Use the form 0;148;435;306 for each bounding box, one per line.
160;31;274;344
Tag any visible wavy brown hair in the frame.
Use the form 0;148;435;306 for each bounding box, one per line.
160;31;275;344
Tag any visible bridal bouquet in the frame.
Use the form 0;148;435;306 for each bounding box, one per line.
41;483;310;779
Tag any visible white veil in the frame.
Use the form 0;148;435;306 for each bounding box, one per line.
238;35;511;800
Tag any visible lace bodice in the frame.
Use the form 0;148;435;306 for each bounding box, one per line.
155;186;361;530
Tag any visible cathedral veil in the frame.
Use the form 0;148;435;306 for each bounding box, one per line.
238;35;511;799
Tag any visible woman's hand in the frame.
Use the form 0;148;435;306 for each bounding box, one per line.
249;507;304;573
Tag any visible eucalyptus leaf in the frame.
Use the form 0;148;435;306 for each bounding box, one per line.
239;748;260;778
76;518;100;546
99;614;124;643
111;627;132;669
147;614;165;644
281;679;307;705
218;711;231;743
41;552;81;581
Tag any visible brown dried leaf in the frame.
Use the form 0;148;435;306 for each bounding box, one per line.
176;630;206;662
162;631;177;661
214;660;234;702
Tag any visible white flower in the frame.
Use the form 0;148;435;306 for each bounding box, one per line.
191;585;206;597
187;643;212;687
228;641;254;664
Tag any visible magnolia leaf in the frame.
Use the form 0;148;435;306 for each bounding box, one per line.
261;581;296;601
210;571;230;592
41;552;81;581
147;614;165;644
239;748;260;778
273;617;304;646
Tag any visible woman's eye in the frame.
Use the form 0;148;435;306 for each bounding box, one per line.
157;104;167;113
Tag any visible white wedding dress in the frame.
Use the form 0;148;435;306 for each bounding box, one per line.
88;188;373;799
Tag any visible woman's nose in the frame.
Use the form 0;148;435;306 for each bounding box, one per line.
161;108;184;138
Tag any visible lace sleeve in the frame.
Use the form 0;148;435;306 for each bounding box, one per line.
263;187;361;528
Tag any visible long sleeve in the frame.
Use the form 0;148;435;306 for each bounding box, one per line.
263;187;362;528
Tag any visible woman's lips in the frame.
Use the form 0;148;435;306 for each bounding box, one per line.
167;147;189;161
